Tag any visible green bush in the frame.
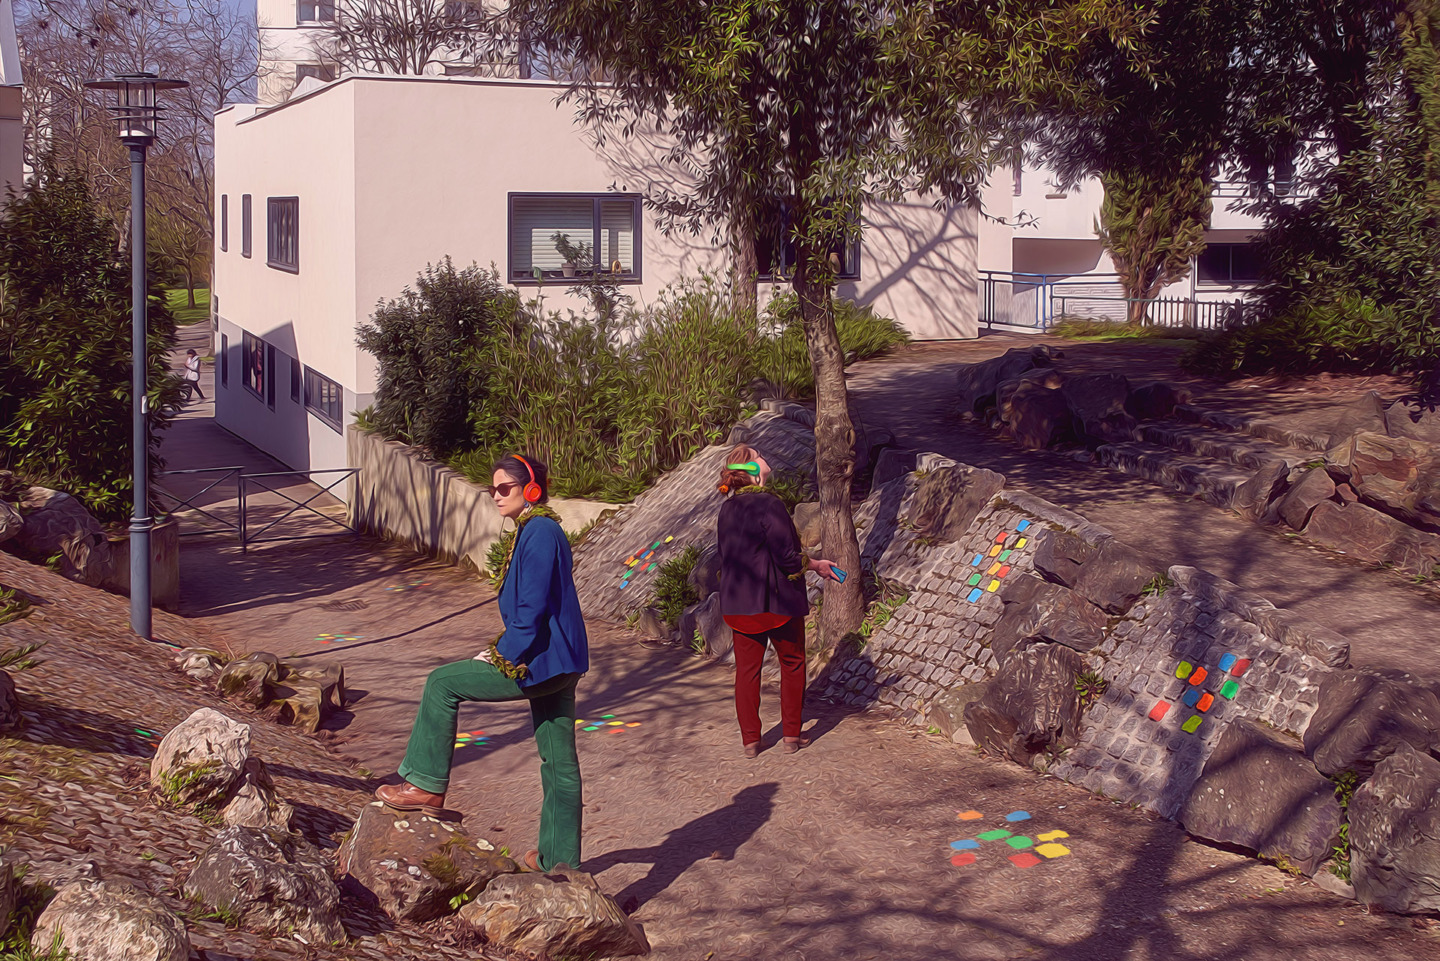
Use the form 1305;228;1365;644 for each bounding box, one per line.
1187;294;1415;377
650;545;701;625
0;165;182;522
756;291;910;397
356;259;523;458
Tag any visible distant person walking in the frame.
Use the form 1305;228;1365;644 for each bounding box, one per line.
716;444;841;758
183;349;204;401
377;454;588;872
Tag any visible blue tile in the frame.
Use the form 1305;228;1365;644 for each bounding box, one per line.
971;554;984;566
950;839;981;850
1182;688;1201;707
1017;519;1031;532
966;588;984;603
1218;652;1237;673
1005;811;1032;822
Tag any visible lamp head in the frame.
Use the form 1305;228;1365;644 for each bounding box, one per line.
83;72;189;145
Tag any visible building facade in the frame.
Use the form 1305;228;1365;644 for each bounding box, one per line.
0;0;22;202
212;75;979;491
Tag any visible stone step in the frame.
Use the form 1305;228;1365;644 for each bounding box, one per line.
1128;421;1315;473
1097;441;1257;511
1172;403;1332;453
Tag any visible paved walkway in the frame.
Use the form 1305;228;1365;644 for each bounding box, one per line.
848;334;1440;679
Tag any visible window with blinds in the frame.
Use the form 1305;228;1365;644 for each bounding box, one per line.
508;193;642;284
267;197;299;273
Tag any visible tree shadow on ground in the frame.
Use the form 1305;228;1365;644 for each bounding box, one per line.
584;783;779;907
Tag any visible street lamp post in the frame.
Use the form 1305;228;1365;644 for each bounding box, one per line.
83;72;188;640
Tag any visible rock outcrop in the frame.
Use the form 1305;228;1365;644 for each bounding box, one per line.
1350;744;1440;913
31;877;189;961
149;707;251;808
220;758;294;830
459;866;650;958
185;827;344;944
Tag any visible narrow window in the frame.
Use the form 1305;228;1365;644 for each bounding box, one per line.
265;344;278;409
242;331;266;398
241;194;252;258
220;194;228;252
267;197;299;273
220;333;229;387
304;367;344;432
297;0;335;22
290;356;301;403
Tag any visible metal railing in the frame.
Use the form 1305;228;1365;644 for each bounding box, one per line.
155;466;243;536
1052;294;1243;330
238;468;359;551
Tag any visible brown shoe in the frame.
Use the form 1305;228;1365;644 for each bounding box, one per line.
781;736;810;754
523;849;543;872
376;781;462;821
743;741;762;759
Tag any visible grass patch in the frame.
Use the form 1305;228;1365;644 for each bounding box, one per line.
0;869;68;961
1141;572;1174;597
1050;317;1201;342
649;546;701;626
1074;670;1109;708
163;288;210;326
1328;770;1360;883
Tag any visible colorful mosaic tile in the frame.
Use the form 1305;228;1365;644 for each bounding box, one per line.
1037;831;1069;842
1196;692;1215;712
1188;667;1209;686
1009;853;1042;869
1004;811;1031;822
1005;836;1034;850
1182;715;1204;734
976;829;1012;842
957;810;984;821
1035;843;1071;859
1148;701;1172;721
951;852;977;866
1175;661;1194;680
1220;679;1240;700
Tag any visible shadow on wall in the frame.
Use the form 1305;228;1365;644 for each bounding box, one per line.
845;199;979;340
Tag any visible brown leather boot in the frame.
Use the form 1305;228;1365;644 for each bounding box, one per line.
376;781;461;820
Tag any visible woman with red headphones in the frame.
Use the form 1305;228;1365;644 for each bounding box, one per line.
377;454;589;872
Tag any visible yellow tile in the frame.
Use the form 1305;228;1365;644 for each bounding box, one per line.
988;545;1002;556
1037;830;1070;842
1016;537;1028;548
987;580;1000;592
1035;843;1070;859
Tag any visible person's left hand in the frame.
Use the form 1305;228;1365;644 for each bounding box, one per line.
474;649;493;663
809;558;842;581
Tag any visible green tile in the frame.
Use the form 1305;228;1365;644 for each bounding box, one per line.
1182;715;1204;734
967;573;982;586
1175;661;1193;680
1220;679;1240;700
998;549;1012;562
1005;836;1034;850
976;829;1012;842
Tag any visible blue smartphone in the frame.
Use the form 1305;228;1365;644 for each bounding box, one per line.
833;567;847;583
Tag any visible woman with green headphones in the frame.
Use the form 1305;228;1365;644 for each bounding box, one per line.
716;444;842;758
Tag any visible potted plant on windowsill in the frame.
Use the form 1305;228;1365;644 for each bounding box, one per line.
551;231;593;279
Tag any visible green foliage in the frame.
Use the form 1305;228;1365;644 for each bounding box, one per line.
1141;572;1173;597
762;470;816;514
1097;166;1212;319
756;293;910;398
163;287;210;326
857;585;908;643
1074;669;1109;707
1329;769;1361;883
1049;318;1198;342
485;529;516;589
356;259;523;458
0;639;42;670
649;545;701;625
0;591;35;630
0;165;183;522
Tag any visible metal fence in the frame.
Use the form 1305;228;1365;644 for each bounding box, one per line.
154;467;243;537
157;466;358;550
238;468;359;551
979;270;1246;331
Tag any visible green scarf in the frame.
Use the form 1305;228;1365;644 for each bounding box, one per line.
487;504;563;681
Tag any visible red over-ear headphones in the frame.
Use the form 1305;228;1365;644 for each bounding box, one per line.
514;455;543;504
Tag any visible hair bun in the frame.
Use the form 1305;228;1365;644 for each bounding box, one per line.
718;484;729;494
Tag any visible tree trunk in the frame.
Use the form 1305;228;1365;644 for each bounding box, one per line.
185;267;196;309
794;248;865;650
730;204;759;328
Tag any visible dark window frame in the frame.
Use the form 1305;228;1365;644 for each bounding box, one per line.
506;192;644;286
290;356;302;403
220;333;229;386
265;344;278;409
220;194;228;252
754;202;862;283
296;0;335;23
241;194;252;258
304;366;344;433
294;63;337;86
267;197;300;273
241;331;266;399
1196;243;1262;286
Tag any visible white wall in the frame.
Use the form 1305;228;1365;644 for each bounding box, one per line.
0;86;20;204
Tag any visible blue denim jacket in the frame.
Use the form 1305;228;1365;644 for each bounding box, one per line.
496;515;589;686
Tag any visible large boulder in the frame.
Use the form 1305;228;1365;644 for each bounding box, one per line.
869;448;919;493
963;642;1086;766
1126;382;1192;421
955;345;1059;414
0;500;21;545
217;653;283;708
908;464;1006;543
989;575;1107;661
1179;719;1342;876
0;854;15;939
1326;391;1391;448
1276;467;1337;531
459;866;649;958
175;648;224;683
1003;378;1075;450
1062;372;1134;443
1030;529;1096;589
1071;538;1166;615
0;670;18;733
284;662;347;713
12;487;112;585
149;708;250;808
1303;500;1440;575
31;878;188;961
927;681;991;743
677;592;734;662
220;758;294;830
271;681;326;733
1303;670;1440;778
687;544;722;600
996;366;1065;424
1328;431;1440;532
185;827;342;943
336;801;517;923
1350;743;1440;913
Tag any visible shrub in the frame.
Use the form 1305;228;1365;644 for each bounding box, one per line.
757;291;910;397
0;165;182;522
650;545;701;625
356;259;523;457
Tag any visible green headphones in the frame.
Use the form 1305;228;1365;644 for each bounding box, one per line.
727;462;761;476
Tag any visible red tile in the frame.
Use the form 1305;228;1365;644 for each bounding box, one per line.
1009;853;1042;869
950;852;977;867
1189;667;1208;686
1148;700;1171;721
994;532;1008;543
997;565;1012;577
1231;659;1251;677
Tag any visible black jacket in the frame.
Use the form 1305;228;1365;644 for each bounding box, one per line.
717;490;809;618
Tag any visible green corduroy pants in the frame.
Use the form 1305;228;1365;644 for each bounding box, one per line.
397;659;583;870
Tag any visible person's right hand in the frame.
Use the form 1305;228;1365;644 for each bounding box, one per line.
809;558;842;581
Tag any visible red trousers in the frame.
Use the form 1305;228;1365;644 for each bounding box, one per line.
724;613;806;744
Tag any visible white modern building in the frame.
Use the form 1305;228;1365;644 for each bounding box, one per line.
978;159;1269;328
0;0;23;203
212;74;980;489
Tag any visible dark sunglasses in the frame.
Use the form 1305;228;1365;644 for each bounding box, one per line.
483;481;522;497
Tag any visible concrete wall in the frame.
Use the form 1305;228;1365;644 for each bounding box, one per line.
0;85;20;204
347;426;612;573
